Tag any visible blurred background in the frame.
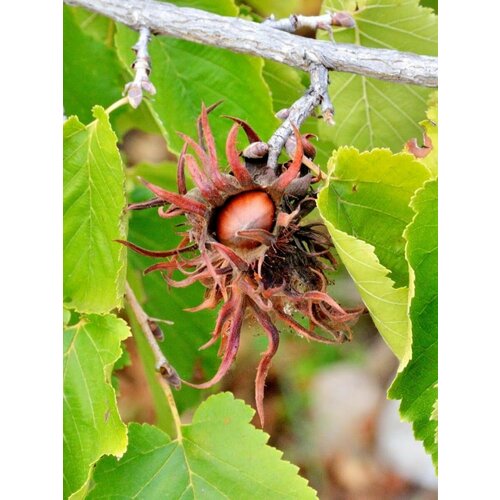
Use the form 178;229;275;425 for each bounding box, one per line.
110;1;438;498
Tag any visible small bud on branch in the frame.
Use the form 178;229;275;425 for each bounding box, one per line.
123;27;156;108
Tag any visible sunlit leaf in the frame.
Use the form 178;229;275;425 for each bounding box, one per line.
63;314;131;498
63;106;127;313
319;147;430;288
89;393;317;499
389;180;438;467
318;147;431;358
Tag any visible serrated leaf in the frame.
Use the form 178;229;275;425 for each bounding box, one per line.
421;0;438;13
63;6;123;124
89;393;317;499
319;0;437;152
389;180;438;467
320;147;430;287
63;314;131;498
114;22;278;157
320;221;409;358
63;106;127;313
318;147;430;359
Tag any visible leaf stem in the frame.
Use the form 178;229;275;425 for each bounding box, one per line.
157;375;183;441
105;96;130;115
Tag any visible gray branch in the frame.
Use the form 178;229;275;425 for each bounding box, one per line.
125;282;181;389
263;11;356;40
267;65;331;168
124;27;156;108
64;0;438;88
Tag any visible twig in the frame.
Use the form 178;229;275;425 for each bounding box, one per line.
263;11;355;34
124;282;181;388
63;0;438;87
267;65;331;169
123;27;156;108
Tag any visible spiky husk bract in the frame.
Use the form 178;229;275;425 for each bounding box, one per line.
121;103;362;425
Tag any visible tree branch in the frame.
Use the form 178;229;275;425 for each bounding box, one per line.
263;11;356;42
267;65;332;168
125;282;181;389
64;0;437;87
123;27;156;108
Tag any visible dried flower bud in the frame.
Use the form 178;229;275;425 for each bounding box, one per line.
331;11;356;28
275;108;290;120
285;133;317;160
147;319;164;341
243;141;269;159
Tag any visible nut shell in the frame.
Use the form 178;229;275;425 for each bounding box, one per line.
215;191;275;249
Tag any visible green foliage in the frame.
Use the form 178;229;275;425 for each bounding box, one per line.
63;106;127;313
89;393;317;499
172;0;238;15
320;148;431;288
243;0;301;18
319;0;437;152
318;96;438;461
63;6;123;123
389;180;438;467
420;0;438;13
317;147;431;358
63;314;131;498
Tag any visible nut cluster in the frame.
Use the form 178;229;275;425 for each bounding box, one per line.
121;103;362;425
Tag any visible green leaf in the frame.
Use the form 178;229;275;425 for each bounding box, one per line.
420;0;438;13
170;0;238;16
243;0;300;18
320;147;430;287
263;60;304;115
114;23;278;157
126;161;191;191
63;106;127;313
389;180;438;467
63;314;131;499
319;0;437;152
317;147;430;359
68;5;116;45
320;221;410;359
63;6;123;124
89;393;318;499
